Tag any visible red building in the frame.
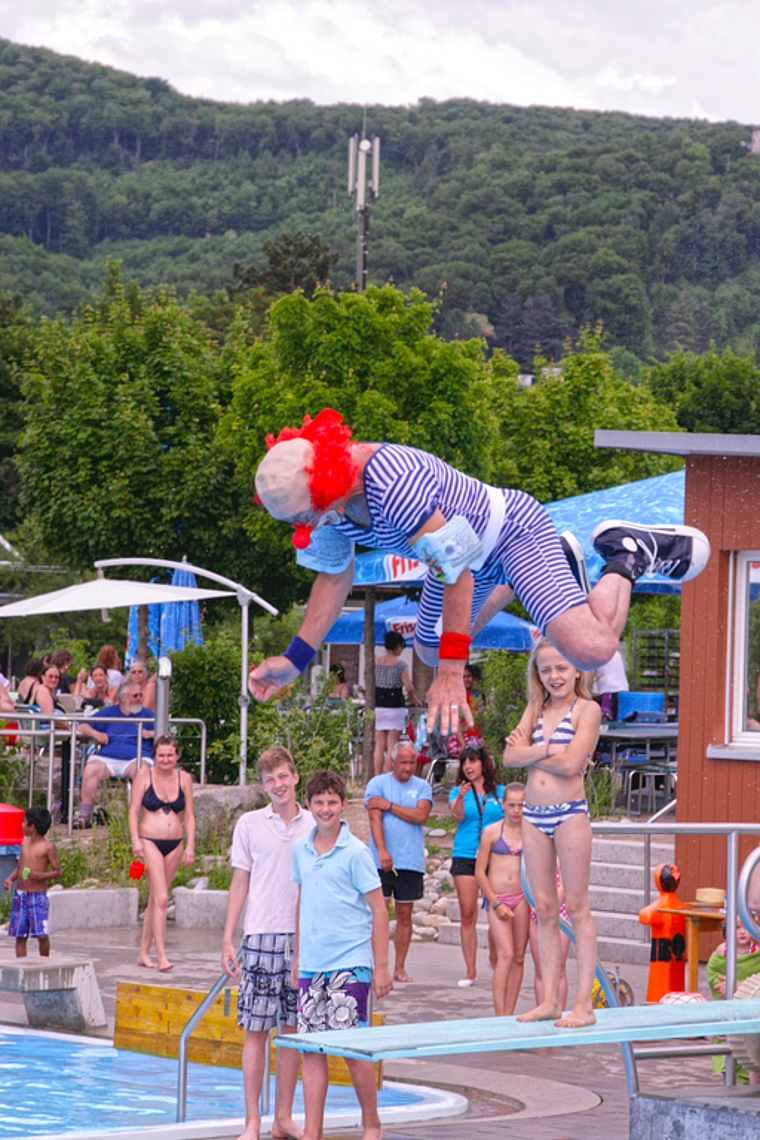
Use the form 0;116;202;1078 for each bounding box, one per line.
598;431;760;946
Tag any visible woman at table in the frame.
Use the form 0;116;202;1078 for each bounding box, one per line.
16;658;45;704
73;663;117;708
129;734;195;971
94;644;123;689
448;745;505;986
27;662;73;823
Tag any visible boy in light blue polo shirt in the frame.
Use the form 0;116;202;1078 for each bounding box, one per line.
292;769;392;1140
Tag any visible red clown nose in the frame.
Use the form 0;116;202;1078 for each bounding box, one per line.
292;526;312;550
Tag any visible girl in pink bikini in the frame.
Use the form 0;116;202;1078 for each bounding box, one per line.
476;782;529;1015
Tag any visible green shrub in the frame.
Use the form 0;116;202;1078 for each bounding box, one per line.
249;672;362;791
168;631;243;783
481;649;531;772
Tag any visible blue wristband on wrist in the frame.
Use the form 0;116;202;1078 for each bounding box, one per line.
283;635;316;673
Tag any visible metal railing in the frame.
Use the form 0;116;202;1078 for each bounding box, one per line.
591;818;760;1092
175;961;376;1124
177;961;279;1124
0;710;207;833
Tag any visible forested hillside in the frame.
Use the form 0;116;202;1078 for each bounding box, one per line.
1;38;759;367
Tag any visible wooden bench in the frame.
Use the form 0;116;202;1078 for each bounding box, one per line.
0;956;106;1032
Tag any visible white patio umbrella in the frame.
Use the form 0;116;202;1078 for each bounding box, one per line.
0;578;235;617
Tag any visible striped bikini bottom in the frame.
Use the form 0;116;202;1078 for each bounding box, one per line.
522;798;589;839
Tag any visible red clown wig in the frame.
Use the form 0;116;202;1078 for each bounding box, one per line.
265;409;358;511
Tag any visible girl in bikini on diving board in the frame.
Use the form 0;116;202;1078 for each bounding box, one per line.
502;638;601;1028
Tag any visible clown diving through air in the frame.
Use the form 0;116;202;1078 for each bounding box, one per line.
249;410;710;733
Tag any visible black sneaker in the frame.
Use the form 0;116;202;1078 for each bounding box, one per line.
560;531;591;594
591;520;710;583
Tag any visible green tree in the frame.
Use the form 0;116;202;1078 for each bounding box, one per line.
18;263;253;584
258;230;339;296
645;346;760;434
491;329;682;502
0;291;32;530
220;283;502;603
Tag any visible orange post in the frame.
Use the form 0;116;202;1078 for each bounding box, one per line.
638;863;687;1002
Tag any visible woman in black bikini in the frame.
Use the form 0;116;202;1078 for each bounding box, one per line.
129;734;195;971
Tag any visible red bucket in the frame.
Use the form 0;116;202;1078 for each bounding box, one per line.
129;860;145;880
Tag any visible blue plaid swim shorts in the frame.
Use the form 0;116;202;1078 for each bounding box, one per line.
237;932;298;1032
8;890;49;938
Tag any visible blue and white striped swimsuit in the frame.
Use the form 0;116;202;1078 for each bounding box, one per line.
523;701;589;838
331;445;584;644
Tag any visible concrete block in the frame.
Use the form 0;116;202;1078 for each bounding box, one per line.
589;884;644;915
174;887;242;934
596;935;651;966
445;898;487;924
593;911;648;941
589;861;645;890
591;838;674;867
630;1090;760;1140
0;957;107;1030
48;888;139;931
437;921;489;948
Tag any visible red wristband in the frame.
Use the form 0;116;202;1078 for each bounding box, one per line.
439;633;472;660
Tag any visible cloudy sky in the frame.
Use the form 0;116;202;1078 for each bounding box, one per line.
0;1;757;123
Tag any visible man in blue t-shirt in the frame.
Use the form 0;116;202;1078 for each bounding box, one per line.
74;680;154;828
364;740;432;983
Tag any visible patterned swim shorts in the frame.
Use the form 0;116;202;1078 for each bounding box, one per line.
297;967;372;1034
237;932;298;1033
8;890;49;938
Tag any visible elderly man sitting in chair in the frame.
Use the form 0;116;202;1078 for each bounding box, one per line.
73;679;154;829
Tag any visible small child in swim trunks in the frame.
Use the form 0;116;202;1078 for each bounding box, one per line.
502;637;601;1028
3;806;60;957
475;782;529;1015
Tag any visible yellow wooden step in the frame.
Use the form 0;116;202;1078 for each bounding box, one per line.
114;981;384;1086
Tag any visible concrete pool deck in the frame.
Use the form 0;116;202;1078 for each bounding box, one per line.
0;922;727;1140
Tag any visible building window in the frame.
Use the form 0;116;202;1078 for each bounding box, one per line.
731;552;760;743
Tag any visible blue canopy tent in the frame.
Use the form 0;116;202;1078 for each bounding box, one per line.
354;469;686;597
125;564;207;665
544;469;685;594
325;595;538;651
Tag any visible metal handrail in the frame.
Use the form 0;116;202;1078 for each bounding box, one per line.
737;845;760;944
519;858;640;1097
177;970;232;1122
0;711;208;829
176;960;277;1124
592;819;760;1089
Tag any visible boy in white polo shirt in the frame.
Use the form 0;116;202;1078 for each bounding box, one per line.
292;769;392;1140
222;746;313;1140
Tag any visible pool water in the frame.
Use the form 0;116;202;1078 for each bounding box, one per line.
0;1027;424;1138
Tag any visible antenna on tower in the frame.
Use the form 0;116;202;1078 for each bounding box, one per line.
347;126;380;292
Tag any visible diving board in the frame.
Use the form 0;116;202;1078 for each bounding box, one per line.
279;999;760;1062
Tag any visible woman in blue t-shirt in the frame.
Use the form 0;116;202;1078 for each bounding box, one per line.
449;745;504;987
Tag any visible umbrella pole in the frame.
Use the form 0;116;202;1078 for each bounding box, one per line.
362;588;376;783
240;599;250;785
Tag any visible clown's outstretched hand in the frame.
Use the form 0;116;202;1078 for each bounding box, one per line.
248;657;299;701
